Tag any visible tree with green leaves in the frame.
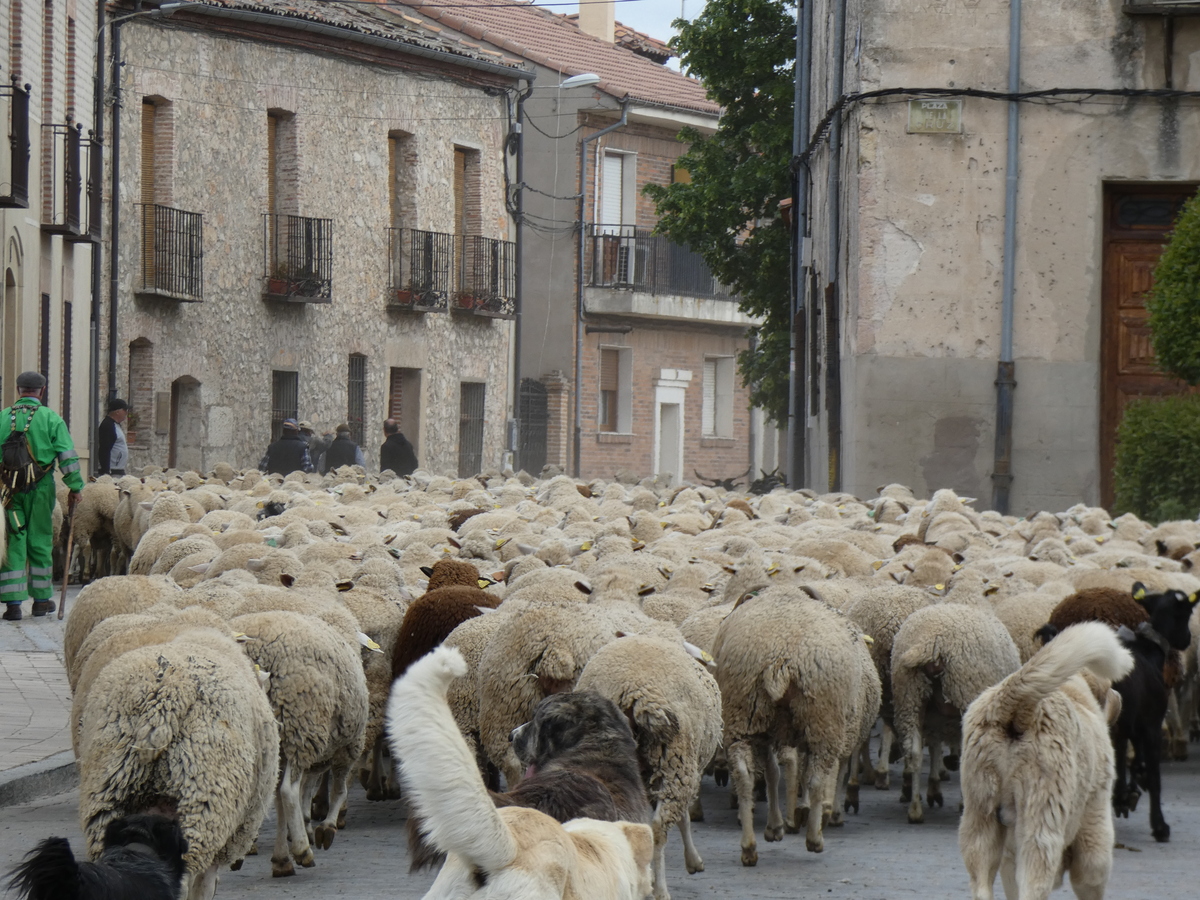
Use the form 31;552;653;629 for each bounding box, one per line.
644;0;795;424
1147;190;1200;385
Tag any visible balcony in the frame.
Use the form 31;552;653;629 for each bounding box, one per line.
41;123;82;236
135;204;203;302
263;213;332;303
1124;0;1200;13
584;224;756;326
0;79;30;209
451;234;515;319
387;227;451;312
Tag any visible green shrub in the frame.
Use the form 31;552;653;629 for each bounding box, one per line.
1114;394;1200;522
1146;189;1200;384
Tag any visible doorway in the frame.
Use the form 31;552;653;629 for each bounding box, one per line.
1100;184;1197;507
657;402;681;480
169;376;203;471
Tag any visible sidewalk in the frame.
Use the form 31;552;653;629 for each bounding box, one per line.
0;585;81;806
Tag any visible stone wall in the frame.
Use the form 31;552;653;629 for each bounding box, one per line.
105;18;515;475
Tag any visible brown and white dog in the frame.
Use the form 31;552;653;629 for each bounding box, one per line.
387;647;654;900
958;621;1133;900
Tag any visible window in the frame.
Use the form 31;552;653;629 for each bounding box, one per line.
128;338;154;442
389;366;421;443
702;357;735;438
599;348;618;432
388;131;416;227
458;382;485;477
452;147;480;235
271;370;298;441
597;346;632;433
347;354;366;447
267;110;297;215
39;292;49;382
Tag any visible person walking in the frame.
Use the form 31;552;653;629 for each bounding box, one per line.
0;372;83;620
379;418;418;476
298;420;332;470
258;418;314;475
321;424;365;474
95;398;130;477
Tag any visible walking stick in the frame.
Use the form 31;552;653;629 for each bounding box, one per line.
58;499;77;621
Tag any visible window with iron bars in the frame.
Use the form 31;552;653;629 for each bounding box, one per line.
347;354;366;448
271;370;298;442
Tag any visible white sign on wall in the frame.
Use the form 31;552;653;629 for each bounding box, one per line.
907;99;963;134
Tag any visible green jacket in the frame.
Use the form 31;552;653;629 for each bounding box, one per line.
0;397;84;493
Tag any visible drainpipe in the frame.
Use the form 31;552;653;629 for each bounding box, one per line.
89;0;105;474
824;0;848;492
511;80;532;470
789;0;813;489
573;100;629;478
991;0;1021;514
107;17;123;407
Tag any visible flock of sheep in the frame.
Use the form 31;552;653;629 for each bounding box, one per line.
51;462;1200;900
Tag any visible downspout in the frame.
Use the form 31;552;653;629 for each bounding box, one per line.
789;0;813;489
991;0;1021;513
89;0;105;475
825;0;848;492
107;17;122;407
511;80;532;469
573;100;629;477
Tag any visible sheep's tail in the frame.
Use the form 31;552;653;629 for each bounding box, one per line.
5;837;81;900
992;621;1132;714
386;647;517;873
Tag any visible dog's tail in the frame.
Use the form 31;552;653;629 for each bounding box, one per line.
991;621;1133;719
386;646;518;873
6;837;81;900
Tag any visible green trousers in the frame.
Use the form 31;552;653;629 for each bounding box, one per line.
1;476;56;605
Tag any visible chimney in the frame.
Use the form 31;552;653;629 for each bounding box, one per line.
577;0;615;44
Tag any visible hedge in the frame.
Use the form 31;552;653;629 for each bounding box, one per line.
1114;393;1200;522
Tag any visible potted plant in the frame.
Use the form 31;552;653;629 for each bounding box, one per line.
266;262;289;296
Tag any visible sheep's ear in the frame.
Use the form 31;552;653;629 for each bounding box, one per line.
574;579;593;595
1132;582;1147;602
447;537;462;549
357;632;383;652
1184;558;1194;571
336;580;354;592
657;565;672;578
420;566;434;577
890;571;904;584
280;574;295;587
903;563;915;573
766;563;779;576
517;542;539;556
1156;540;1169;556
722;564;737;575
637;584;656;597
871;560;884;571
140;501;154;510
494;537;510;549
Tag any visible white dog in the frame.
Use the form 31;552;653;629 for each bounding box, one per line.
958;621;1133;900
386;646;654;900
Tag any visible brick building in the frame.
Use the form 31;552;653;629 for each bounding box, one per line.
103;0;528;474
407;0;782;484
0;0;97;463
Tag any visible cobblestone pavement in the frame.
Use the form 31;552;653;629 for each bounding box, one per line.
0;751;1194;899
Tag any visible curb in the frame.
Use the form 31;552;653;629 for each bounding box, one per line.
0;751;78;807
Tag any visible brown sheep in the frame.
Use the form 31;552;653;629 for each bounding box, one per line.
390;585;502;681
420;558;489;590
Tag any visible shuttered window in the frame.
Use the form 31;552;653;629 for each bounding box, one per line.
141;101;157;204
703;357;735;438
599;348;619;433
702;360;716;436
601;152;623;230
454;148;467;235
61;300;72;428
389;367;404;420
267;113;278;215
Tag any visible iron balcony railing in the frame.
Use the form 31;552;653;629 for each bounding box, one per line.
41;123;82;235
387;227;514;318
0;79;30;209
452;234;516;319
388;227;451;312
263;213;333;303
136;204;204;301
586;224;735;300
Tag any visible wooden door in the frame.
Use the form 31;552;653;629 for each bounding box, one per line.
1100;184;1197;506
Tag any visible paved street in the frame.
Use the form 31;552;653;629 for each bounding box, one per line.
1;750;1196;899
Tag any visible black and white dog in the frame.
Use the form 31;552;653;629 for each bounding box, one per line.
6;814;189;900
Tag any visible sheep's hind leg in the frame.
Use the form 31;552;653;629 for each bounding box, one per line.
804;756;838;852
281;762;315;868
650;800;672;900
904;730;925;823
314;764;352;850
829;758;851;826
762;746;785;842
875;721;895;790
926;738;945;810
271;781;296;877
781;746;803;834
678;806;704;874
187;865;220;900
728;740;759;866
365;736;388;801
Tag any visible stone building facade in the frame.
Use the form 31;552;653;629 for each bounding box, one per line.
0;0;96;462
103;0;526;475
801;0;1200;513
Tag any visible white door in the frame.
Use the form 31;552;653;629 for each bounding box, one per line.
658;402;681;480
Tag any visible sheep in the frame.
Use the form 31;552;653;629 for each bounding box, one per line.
477;601;616;786
63;575;184;680
576;634;722;899
443;606;513;785
891;603;1021;824
992;591;1061;662
76;625;279;900
230;611;369;875
713;584;870;863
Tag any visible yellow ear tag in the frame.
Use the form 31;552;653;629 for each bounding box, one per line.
580;541;592;551
871;560;884;571
934;584;945;591
1133;587;1146;600
256;501;264;508
1190;592;1198;604
862;634;874;644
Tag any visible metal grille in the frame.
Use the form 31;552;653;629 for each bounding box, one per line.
39;293;50;382
458;382;486;477
0;79;31;209
61;300;71;429
389;367;404;420
586;224;735;300
388;227;451;311
40;122;81;234
347;354;366;447
263;214;333;303
518;378;548;475
271;370;298;442
65;135;101;243
453;235;516;318
136;204;204;301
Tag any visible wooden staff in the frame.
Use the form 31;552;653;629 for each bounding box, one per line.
58;500;77;621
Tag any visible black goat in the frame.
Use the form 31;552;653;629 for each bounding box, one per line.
1042;582;1197;842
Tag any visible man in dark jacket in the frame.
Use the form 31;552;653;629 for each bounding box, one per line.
379;418;418;476
258;418;314;475
95;398;130;477
321;424;365;474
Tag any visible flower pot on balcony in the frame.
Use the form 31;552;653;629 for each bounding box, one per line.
267;277;288;295
393;288;415;306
